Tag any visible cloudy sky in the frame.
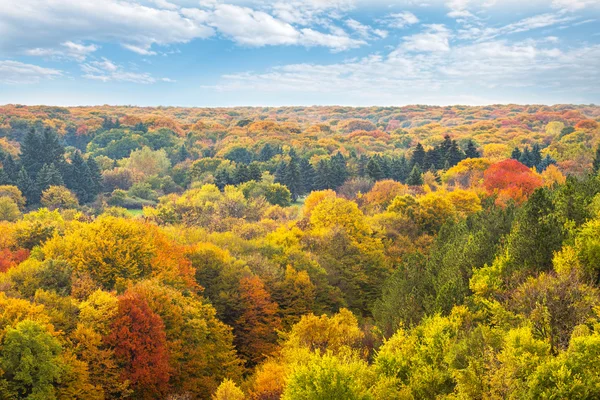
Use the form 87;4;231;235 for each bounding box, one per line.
0;0;599;106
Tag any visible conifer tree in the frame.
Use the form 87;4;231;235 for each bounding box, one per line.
314;159;332;190
20;129;43;178
465;140;480;158
86;156;103;198
511;147;522;160
366;157;384;181
411;143;426;168
2;154;19;183
299;158;316;194
284;157;302;201
593;144;600;174
36;163;64;193
407;165;423;186
16;167;38;205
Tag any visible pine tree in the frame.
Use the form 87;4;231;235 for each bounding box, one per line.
299;158;316;194
16;167;38;205
520;146;533;167
0;168;9;185
531;144;542;167
86;156;103;199
274;161;287;184
511;147;522;161
366;157;384;181
259;143;273;161
314;159;332;190
593;144;600;174
248;162;262;182
424;148;442;170
330;153;348;188
391;157;409;183
214;168;231;190
283;158;302;201
233;164;250;184
407;165;423;186
20;129;43;178
439;135;453;160
465;140;480;158
411;143;426;168
357;155;369;177
445;140;464;167
2;154;19;183
36;163;64;193
40;128;65;169
177;145;189;162
66;151;94;203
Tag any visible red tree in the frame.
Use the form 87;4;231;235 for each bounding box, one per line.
484;159;543;205
106;292;171;399
234;276;282;366
0;248;30;273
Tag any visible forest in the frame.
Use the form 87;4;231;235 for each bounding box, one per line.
0;103;600;399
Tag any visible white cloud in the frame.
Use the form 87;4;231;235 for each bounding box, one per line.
0;60;62;84
81;58;158;84
0;0;214;56
552;0;598;11
270;0;355;26
379;11;419;29
208;4;365;50
208;37;600;104
25;41;98;61
345;18;387;39
403;24;451;52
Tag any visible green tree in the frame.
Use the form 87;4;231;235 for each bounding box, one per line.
0;320;64;400
407;165;423;186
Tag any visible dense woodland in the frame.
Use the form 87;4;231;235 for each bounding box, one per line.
0;104;600;399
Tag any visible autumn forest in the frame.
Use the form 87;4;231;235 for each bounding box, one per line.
1;104;600;399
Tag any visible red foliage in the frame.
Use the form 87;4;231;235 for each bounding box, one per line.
0;248;30;273
484;159;543;205
575;119;599;130
106;292;171;399
234;276;282;366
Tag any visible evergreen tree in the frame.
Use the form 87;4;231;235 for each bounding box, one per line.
439;135;453;160
407;165;423;186
0;167;9;185
66;151;94;203
330;153;348;188
248;162;262;182
40;128;65;169
283;158;302;201
391;157;409;183
445;140;464;167
36;163;64;193
274;161;287;184
86;156;103;199
314;159;332;190
259;143;275;161
20;129;44;178
537;154;557;173
177;145;189;162
411;143;426;168
214;168;231;190
233;164;251;184
424;148;442;170
531;144;542;167
511;147;522;160
299;158;316;194
1;154;18;184
16;167;38;205
357;155;369;177
465;140;480;158
593;144;600;174
519;146;533;167
366;157;384;181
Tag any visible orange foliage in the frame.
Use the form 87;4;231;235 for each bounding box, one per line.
106;291;170;400
0;248;30;273
484;159;543;205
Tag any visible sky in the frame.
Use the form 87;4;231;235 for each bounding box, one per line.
0;0;599;107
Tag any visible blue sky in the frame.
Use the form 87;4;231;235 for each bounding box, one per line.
0;0;599;106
